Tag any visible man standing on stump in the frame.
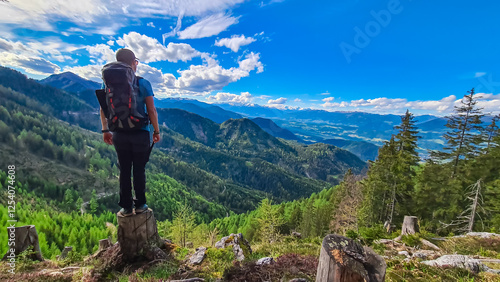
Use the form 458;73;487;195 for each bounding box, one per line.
98;48;160;217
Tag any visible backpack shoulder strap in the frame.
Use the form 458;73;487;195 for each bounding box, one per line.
136;76;143;87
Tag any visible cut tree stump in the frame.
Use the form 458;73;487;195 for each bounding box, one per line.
315;234;386;282
395;216;420;241
59;246;73;260
2;225;43;261
116;208;166;261
401;216;419;236
98;238;112;252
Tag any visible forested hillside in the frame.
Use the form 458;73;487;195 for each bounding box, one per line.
209;90;500;240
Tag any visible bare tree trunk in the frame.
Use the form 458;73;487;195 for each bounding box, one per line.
467;180;482;233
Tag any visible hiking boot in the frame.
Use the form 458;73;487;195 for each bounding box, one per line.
119;207;134;217
135;204;149;214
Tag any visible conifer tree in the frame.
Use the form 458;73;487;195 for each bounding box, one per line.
438;88;484;177
330;169;363;235
360;110;420;227
171;202;196;248
256;198;284;244
484;114;499;153
76;197;83;215
89;189;98;214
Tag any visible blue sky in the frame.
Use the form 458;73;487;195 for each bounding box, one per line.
0;0;499;115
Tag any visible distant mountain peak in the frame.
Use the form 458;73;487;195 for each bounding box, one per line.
40;72;101;93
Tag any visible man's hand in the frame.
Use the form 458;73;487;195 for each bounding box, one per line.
103;132;113;145
153;133;161;143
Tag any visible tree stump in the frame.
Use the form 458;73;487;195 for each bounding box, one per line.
2;225;43;261
59;246;73;260
315;234;386;282
401;216;419;236
116;208;165;261
98;238;112;252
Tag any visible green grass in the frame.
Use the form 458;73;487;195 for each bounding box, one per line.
439;237;500;259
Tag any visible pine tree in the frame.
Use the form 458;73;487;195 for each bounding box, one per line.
171;202;196;248
256;198;284;244
76;197;83;215
330;170;363;235
438;88;484;177
484;114;500;153
359;136;398;226
413;160;462;231
359;110;420;228
89;189;98;214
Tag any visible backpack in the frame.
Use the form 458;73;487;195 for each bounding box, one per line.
101;62;148;131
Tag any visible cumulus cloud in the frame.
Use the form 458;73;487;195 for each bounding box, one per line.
320;93;500;115
116;32;202;63
86;44;116;64
322;97;334;102
293;98;302;103
0;37;80;75
69;51;264;97
215;34;256;52
268;97;287;104
0;52;60;75
207;91;253;104
147;22;155;28
175;52;263;92
177;13;239;39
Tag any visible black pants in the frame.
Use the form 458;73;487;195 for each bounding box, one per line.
113;130;151;209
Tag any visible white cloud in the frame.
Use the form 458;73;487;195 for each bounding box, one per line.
178;13;239;39
147;22;155;28
319;93;500;115
68;51;264;97
107;40;115;46
322;97;334;102
293;98;302;103
256;95;271;100
215;34;256;52
268;97;287;104
207;92;253;104
0;37;80;75
238;52;264;73
0;52;60;75
175;52;263;92
162;12;184;42
1;0;246;37
86;44;116;64
116;32;202;63
63;64;103;82
475;72;487;78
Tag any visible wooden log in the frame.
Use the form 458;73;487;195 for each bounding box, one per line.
401;216;419;236
2;225;43;261
98;238;112;252
116;208;164;261
315;234;386;282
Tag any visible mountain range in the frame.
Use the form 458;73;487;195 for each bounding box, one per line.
0;66;367;217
